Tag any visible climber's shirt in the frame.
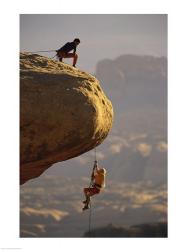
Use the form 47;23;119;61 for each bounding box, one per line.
57;42;77;54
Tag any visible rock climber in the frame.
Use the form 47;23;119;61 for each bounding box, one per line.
56;38;80;67
83;161;106;211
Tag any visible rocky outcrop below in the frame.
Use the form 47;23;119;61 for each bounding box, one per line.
84;222;167;237
20;53;113;184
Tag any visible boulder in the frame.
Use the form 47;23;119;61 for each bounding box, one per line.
20;53;113;184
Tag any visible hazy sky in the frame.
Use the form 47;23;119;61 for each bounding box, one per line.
20;14;167;73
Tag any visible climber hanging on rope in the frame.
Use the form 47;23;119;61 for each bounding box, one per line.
82;161;107;211
56;38;80;67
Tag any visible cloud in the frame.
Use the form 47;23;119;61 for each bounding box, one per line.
150;204;167;214
129;133;147;142
156;141;167;152
133;193;157;205
109;143;123;154
136;143;152;157
90;151;105;160
108;135;130;154
75;156;90;165
21;207;69;221
108;135;129;145
35;224;46;233
96;152;105;160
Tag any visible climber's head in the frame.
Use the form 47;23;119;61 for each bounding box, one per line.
74;38;80;46
99;168;107;175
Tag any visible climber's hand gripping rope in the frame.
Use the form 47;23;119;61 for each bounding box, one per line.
90;160;97;185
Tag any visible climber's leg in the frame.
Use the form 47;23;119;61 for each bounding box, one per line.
63;53;78;66
57;51;66;62
73;53;78;66
82;186;100;211
83;187;100;206
83;187;91;204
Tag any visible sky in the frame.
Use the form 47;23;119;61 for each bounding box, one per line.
20;14;167;73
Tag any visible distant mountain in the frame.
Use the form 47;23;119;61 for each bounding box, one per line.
96;54;167;112
84;222;167;237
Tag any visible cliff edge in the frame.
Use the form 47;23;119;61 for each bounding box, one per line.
20;53;113;184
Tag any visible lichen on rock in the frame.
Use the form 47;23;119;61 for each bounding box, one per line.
20;53;113;184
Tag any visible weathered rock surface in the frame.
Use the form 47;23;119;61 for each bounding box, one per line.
20;53;113;184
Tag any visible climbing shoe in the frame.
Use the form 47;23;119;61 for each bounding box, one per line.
82;205;89;211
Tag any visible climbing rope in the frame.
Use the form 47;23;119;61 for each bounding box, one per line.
87;147;97;235
88;199;92;234
94;147;97;163
50;54;57;59
26;49;57;53
24;49;57;60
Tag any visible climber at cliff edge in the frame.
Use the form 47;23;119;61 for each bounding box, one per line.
56;38;80;67
82;161;106;211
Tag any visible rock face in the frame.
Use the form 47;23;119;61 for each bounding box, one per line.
20;53;113;184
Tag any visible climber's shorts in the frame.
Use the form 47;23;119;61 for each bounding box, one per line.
57;51;67;57
84;186;100;197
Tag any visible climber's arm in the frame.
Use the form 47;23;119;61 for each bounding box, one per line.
73;46;76;55
94;162;100;174
91;162;99;180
